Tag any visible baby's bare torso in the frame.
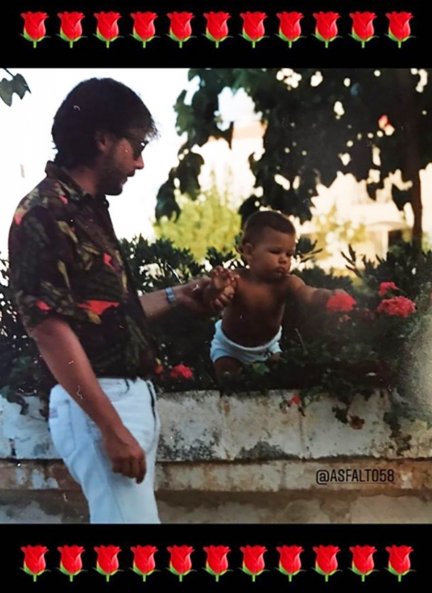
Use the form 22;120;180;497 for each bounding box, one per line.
222;270;297;346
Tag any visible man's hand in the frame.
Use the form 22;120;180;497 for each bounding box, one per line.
177;269;237;314
102;426;146;484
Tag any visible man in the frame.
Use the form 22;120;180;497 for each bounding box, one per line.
8;78;232;523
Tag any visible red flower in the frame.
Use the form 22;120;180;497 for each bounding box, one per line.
313;545;340;582
313;12;340;48
349;545;376;582
58;545;84;582
21;12;48;48
21;545;48;582
167;545;194;582
58;12;84;48
386;545;413;582
204;12;230;48
379;281;399;297
240;12;267;48
167;12;194;48
350;12;376;48
131;12;157;48
203;545;230;582
131;545;157;582
94;546;121;582
170;364;193;380
276;545;303;582
277;12;303;47
376;296;416;318
240;545;266;582
326;291;357;313
94;12;121;48
386;12;413;47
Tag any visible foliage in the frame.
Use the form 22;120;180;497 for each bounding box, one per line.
155;184;241;262
2;239;432;431
0;69;30;106
157;68;432;243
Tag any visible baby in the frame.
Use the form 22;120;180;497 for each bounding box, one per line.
208;210;346;378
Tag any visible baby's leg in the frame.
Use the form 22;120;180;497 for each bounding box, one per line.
214;356;243;380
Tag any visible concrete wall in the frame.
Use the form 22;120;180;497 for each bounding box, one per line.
1;389;432;523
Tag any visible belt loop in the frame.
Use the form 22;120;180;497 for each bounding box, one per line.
124;378;130;392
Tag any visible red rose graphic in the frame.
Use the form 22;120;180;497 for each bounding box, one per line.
170;364;193;380
203;545;230;582
276;12;303;48
94;545;121;582
21;545;48;582
349;545;376;582
167;12;194;48
326;292;357;313
131;545;157;582
386;12;413;48
94;12;121;48
240;545;267;582
313;12;340;48
167;545;194;582
313;545;340;582
131;12;157;48
240;12;267;48
386;545;413;582
58;12;84;48
377;296;416;318
58;545;84;582
204;12;230;48
276;545;303;582
21;12;48;48
379;281;399;297
350;12;376;48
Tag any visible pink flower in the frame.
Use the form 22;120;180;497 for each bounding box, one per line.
326;291;357;313
378;281;399;297
170;364;193;380
377;296;416;318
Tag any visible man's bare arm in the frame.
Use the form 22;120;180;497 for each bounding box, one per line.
139;277;235;319
30;316;146;483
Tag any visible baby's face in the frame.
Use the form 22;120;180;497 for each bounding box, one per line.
245;228;296;281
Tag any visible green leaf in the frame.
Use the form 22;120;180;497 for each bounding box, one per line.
0;79;13;106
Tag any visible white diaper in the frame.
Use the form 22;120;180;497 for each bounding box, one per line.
210;319;282;365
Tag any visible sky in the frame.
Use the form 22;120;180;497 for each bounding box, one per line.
0;68;199;257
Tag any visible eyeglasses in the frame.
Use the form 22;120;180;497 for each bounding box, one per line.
123;132;149;160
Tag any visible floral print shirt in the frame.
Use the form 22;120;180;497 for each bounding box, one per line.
8;161;156;379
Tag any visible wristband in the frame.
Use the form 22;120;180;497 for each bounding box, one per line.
165;286;177;306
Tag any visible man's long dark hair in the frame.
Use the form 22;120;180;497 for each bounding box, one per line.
52;77;158;168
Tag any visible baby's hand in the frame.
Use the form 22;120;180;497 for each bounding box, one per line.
204;266;237;311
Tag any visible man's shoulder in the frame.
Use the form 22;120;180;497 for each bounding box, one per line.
12;176;71;227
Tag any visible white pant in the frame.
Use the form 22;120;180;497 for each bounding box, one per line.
210;320;282;365
48;377;160;524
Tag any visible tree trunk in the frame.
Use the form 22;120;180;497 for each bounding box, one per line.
395;69;423;248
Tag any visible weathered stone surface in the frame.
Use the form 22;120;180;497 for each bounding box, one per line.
1;388;432;523
2;389;432;461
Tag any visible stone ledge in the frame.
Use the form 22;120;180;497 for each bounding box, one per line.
2;389;432;460
2;459;432;493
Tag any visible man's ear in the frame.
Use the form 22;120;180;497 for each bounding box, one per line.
94;130;112;153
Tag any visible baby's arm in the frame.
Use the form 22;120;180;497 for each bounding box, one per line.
202;266;237;311
287;275;345;309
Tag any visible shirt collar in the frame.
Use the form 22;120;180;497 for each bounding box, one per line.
45;161;109;209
